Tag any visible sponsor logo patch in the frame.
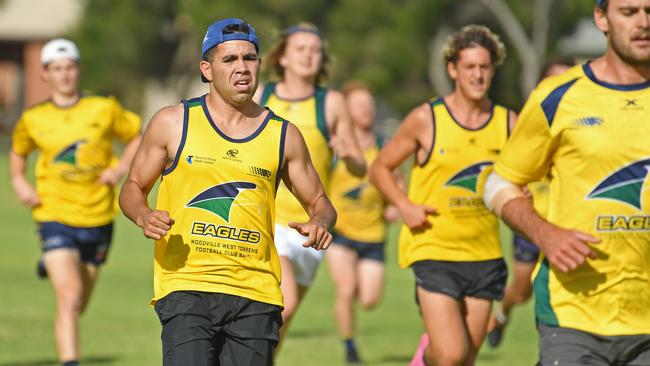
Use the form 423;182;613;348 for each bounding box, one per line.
445;161;493;193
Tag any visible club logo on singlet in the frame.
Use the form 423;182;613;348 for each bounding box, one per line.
54;140;86;166
445;161;493;193
187;181;262;243
589;158;650;231
343;184;368;200
186;181;256;222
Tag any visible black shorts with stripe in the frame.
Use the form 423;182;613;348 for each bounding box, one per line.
412;258;508;302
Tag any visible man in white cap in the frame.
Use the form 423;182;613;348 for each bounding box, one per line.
10;38;142;366
120;18;336;365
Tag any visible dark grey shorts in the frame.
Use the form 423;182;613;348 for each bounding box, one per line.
154;291;282;366
538;324;650;366
332;230;385;262
412;258;508;301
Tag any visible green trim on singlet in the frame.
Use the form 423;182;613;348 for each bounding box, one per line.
533;259;560;326
187;97;202;108
375;135;386;149
429;97;444;108
315;87;329;141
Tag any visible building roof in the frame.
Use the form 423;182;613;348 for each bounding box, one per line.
0;0;82;41
558;18;607;57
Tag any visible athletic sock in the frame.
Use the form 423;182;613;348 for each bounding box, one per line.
344;338;360;363
344;338;355;352
62;361;79;366
494;302;508;325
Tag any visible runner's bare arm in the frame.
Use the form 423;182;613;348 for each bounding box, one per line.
9;151;41;207
327;90;366;177
281;123;336;250
370;103;438;230
119;105;183;240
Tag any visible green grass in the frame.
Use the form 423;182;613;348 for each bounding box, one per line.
0;143;537;366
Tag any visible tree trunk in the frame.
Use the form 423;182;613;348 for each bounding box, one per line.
477;0;554;95
430;24;453;97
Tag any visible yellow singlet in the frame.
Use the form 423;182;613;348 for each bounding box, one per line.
11;94;141;227
330;142;386;243
153;95;287;307
398;98;510;267
260;82;332;225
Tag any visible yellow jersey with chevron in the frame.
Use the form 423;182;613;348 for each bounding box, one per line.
398;98;510;267
11;94;141;227
154;95;287;307
330;142;385;243
260;82;332;225
495;63;650;336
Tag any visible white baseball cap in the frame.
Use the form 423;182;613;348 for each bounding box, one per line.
41;38;80;65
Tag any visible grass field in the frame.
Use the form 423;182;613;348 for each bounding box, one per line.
0;140;538;366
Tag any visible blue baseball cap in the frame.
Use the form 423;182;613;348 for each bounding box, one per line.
596;0;606;7
201;18;259;56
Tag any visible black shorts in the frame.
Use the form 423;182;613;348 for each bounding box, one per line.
38;221;113;265
154;291;282;366
332;231;385;262
412;259;508;301
513;234;540;263
538;324;650;366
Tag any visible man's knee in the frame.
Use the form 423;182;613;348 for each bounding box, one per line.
358;294;381;310
511;286;533;304
56;288;84;316
427;350;467;366
335;283;356;303
427;341;468;366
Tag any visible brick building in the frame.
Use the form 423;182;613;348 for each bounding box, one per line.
0;0;82;132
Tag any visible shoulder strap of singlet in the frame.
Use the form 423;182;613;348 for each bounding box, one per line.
269;112;289;191
375;134;385;149
504;106;513;137
428;96;444;109
315;87;329;141
417;97;440;167
162;98;191;176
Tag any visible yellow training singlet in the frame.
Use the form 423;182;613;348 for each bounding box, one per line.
398;97;510;268
330;142;386;243
260;82;332;225
495;63;650;335
153;95;287;307
11;94;141;227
